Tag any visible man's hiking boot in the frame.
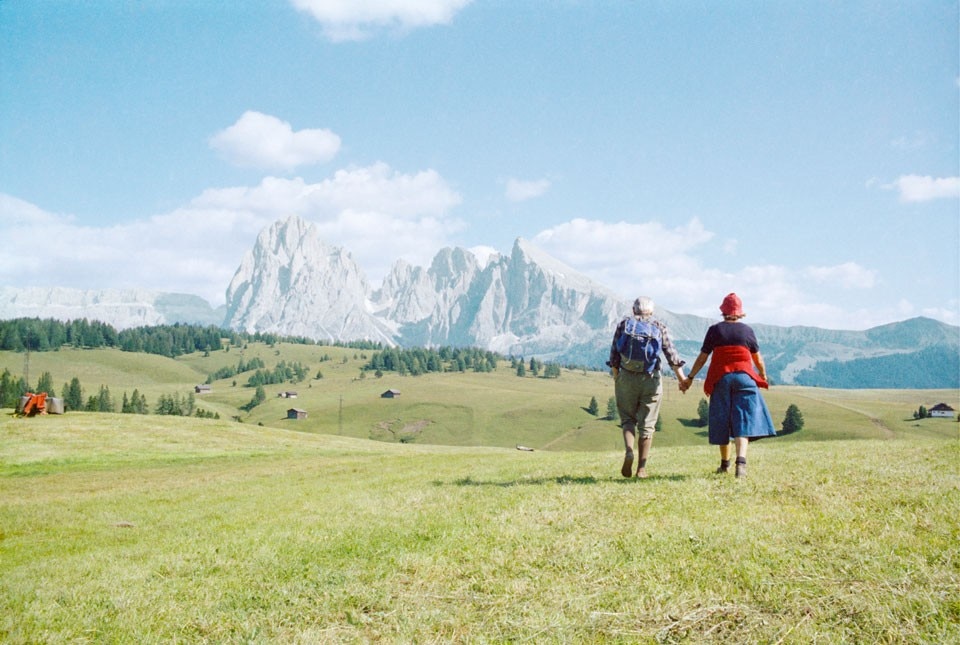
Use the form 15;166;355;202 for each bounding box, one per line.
735;463;747;479
621;452;634;478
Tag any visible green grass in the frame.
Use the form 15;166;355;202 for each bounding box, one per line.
5;344;957;452
1;412;957;643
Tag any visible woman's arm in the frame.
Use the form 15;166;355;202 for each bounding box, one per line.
680;351;709;393
686;351;709;380
751;352;768;382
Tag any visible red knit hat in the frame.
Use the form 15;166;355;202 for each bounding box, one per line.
719;292;744;317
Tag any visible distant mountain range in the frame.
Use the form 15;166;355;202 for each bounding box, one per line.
2;215;958;388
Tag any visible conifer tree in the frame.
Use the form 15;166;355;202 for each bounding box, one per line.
697;398;710;427
782;404;804;434
606;396;617;420
587;396;599;416
35;371;55;396
65;377;83;411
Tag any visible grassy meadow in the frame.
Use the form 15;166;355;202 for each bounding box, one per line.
3;343;957;449
1;343;958;642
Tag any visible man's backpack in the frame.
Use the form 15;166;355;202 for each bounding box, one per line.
616;317;662;374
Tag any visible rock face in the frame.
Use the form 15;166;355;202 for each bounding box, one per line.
219;216;633;358
2;214;958;387
371;239;627;358
222;215;395;344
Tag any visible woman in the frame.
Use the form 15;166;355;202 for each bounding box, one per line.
681;293;776;478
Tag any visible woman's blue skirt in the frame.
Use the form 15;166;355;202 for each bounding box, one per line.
708;372;777;445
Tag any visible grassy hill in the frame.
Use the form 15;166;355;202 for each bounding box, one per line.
1;412;957;642
2;343;958;452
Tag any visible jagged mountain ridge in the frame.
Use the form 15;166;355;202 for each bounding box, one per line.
1;215;958;387
216;216;960;387
222;215;396;344
224;216;631;360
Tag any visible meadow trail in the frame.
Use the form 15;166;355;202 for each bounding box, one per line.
792;390;896;439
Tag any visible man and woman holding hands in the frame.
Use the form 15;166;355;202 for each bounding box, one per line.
608;292;776;479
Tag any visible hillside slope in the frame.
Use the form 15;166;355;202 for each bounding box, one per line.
2;344;957;450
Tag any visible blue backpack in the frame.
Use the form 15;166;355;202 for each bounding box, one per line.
616;317;662;374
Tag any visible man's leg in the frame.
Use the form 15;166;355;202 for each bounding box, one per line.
634;373;662;478
616;372;640;478
621;427;636;477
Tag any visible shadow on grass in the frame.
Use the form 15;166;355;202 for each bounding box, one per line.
439;473;689;487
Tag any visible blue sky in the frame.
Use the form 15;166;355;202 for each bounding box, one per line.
1;0;958;329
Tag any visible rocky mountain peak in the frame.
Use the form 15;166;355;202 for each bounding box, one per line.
2;214;956;387
222;215;391;343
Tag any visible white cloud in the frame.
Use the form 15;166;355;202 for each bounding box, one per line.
528;218;905;329
886;175;960;202
0;162;462;304
192;162;463;286
291;0;473;41
532;217;712;274
1;188;952;331
0;196;255;304
804;262;876;289
194;162;461;220
209;111;341;171
920;303;959;326
505;178;551;202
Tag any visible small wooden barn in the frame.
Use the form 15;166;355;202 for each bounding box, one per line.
287;408;307;420
381;389;402;399
929;403;956;418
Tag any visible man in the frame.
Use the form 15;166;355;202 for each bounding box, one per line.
607;297;687;478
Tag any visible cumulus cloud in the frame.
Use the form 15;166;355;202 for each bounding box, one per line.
191;162;463;285
0;195;255;304
505;178;551;202
0;162;462;304
886;175;960;202
290;0;473;41
209;111;341;171
194;162;461;220
532;217;712;274
528;217;902;329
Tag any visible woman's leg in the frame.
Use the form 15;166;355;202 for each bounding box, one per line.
717;442;733;473
735;436;749;478
708;375;734;472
